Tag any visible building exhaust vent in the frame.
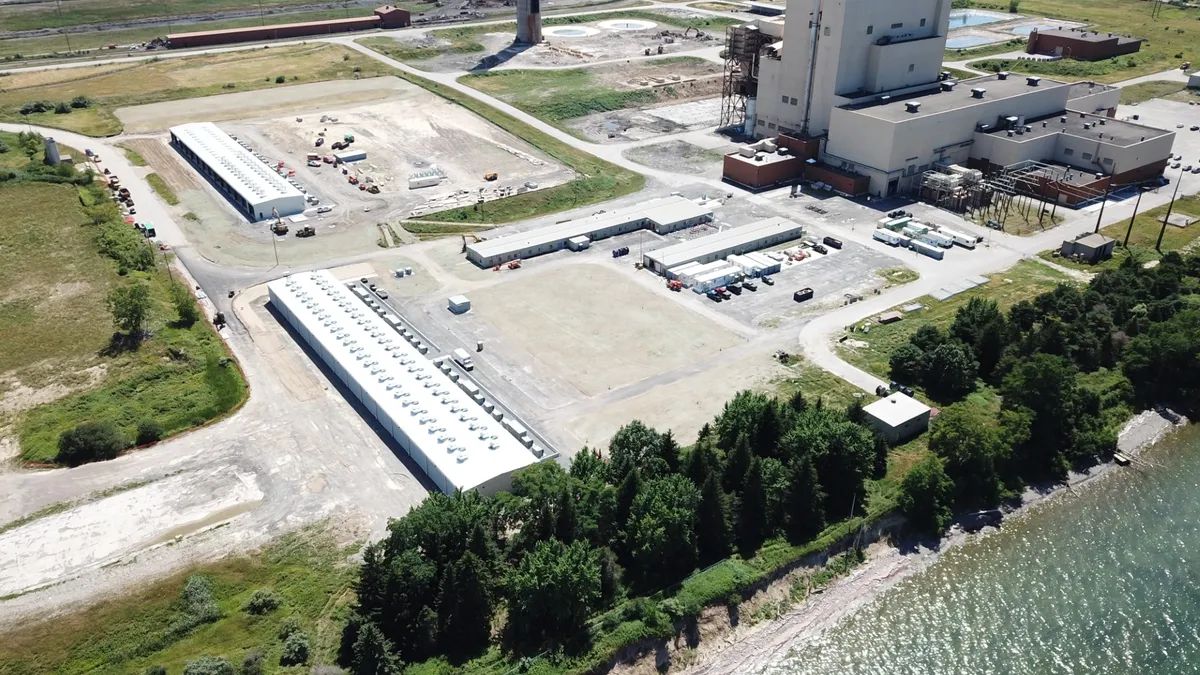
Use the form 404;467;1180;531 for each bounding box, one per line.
1026;76;1041;86
1042;121;1048;127
1099;119;1106;125
970;88;986;99
879;95;892;103
1083;123;1091;130
1007;130;1014;137
905;102;922;113
998;71;1009;80
941;81;957;92
1061;116;1068;123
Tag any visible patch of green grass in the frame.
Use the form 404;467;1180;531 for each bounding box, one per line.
944;38;1027;62
1043;193;1200;272
772;357;866;410
0;181;246;464
379;68;644;224
876;265;920;287
145;172;179;205
462;58;718;124
960;0;1198;82
691;1;745;10
0;44;393;136
0;525;359;675
940;65;982;80
972;198;1063;236
834;259;1072;380
1165;86;1200;105
1120;80;1187;104
120;145;147;167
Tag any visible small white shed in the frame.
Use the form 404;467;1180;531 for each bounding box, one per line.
448;295;471;314
863;393;932;444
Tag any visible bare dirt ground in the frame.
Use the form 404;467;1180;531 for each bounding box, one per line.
115;77;412;133
570;95;721;143
623;139;726;177
228;87;572;222
384;18;723;73
469;262;744;397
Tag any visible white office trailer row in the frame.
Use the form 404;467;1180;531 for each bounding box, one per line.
643;217;804;274
465;196;714;267
268;270;539;496
170;122;307;221
908;238;945;260
690;264;745;293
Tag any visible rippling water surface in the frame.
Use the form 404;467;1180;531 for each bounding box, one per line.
770;427;1200;675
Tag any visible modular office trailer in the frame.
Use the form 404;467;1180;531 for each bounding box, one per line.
465;196;713;268
268;270;538;496
643;217;804;274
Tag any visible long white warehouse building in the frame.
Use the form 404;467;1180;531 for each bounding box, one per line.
268;270;538;496
642;217;804;274
171;122;306;222
465;195;713;268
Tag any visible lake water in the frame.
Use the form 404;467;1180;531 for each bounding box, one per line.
767;425;1200;675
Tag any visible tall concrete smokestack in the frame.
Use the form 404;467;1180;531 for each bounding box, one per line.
516;0;542;43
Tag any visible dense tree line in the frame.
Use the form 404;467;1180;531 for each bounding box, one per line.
895;253;1200;531
339;391;883;671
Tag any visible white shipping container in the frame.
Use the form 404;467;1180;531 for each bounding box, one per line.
873;228;903;246
908;239;945;260
448;295;471;314
408;175;442;189
936;226;980;248
920;231;954;248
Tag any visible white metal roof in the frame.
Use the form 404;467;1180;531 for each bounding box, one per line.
267;270;537;493
170;122;304;207
466;196;711;259
863;393;931;428
644;217;804;269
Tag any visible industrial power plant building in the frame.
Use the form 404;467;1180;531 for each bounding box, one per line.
642;216;804;274
268;270;539;496
171;122;306;222
465;196;713;267
167;5;410;48
722;0;1174;197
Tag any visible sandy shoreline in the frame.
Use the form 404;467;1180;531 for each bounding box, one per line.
680;408;1189;675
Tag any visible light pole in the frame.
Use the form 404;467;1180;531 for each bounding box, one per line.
1093;160;1116;234
1122;186;1146;247
1155;167;1185;252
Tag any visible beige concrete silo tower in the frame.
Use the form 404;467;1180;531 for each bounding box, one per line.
516;0;542;44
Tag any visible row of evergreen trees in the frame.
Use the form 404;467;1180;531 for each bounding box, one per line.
337;391;883;672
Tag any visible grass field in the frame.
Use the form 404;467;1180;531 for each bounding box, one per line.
0;180;246;464
0;44;393;136
0;525;357;675
960;0;1197;82
1165;86;1200;105
119;145;148;166
1120;80;1188;104
1042;193;1200;272
944;38;1027;62
459;56;718;125
146;172;179;205
379;66;645;224
772;356;867;411
972;198;1063;236
835;259;1072;381
940;65;982;80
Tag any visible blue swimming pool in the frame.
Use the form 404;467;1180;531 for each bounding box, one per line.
946;34;1001;49
1009;23;1062;35
948;9;1011;28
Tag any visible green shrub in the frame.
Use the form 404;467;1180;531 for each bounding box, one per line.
56;421;127;465
275;75;286;83
70;95;91;109
53;101;71;114
244;589;282;615
277;615;302;640
136;420;164;445
182;655;235;675
280;631;311;666
241;650;265;675
144;666;167;675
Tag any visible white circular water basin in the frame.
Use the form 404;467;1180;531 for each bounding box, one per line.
597;19;657;31
544;26;601;37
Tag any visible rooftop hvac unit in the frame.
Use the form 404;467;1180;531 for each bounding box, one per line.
1061;116;1068;123
941;81;957;92
905;102;922;113
971;88;986;99
998;71;1009;80
1026;76;1041;86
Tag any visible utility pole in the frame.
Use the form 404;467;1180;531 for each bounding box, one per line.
55;0;72;53
1093;161;1116;234
1155;168;1184;252
1123;186;1146;247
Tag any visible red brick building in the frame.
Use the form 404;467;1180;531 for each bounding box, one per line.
168;6;410;49
1026;28;1142;61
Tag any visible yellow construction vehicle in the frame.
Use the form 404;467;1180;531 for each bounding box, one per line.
483;172;498;181
270;208;288;235
460;232;484;252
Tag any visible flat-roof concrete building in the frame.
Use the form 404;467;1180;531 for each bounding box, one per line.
268;270;538;496
171;122;306;222
737;0;1174;198
642;216;803;274
863;392;932;444
465;196;713;267
1026;28;1142;61
1060;232;1116;265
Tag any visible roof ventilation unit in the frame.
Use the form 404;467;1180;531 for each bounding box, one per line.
905;102;921;113
971;88;986;99
940;81;956;92
1026;76;1041;86
1061;116;1068;123
997;71;1009;80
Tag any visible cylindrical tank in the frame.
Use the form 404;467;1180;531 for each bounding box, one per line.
745;97;757;135
43;137;61;166
516;0;542;43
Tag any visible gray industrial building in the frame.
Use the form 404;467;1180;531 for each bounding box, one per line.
465;196;713;268
863;392;932;444
268;270;539;496
642;216;804;274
